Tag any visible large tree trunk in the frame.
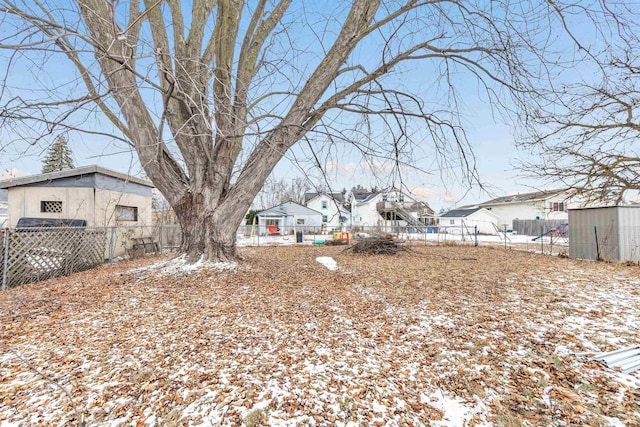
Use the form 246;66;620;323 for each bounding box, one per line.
173;194;244;263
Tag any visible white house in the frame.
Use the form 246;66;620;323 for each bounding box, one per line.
304;192;349;230
256;201;323;235
351;188;435;229
474;189;590;230
439;207;500;235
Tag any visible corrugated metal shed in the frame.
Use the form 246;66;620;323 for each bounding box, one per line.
569;206;640;262
590;345;640;374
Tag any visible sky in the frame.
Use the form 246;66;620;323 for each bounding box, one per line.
0;0;608;212
0;110;540;212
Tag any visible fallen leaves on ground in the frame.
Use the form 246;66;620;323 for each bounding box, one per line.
1;246;639;426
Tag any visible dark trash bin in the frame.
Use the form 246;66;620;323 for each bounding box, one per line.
296;231;303;243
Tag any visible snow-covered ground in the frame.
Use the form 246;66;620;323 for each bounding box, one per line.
1;246;638;425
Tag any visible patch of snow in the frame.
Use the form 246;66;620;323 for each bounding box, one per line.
422;390;491;426
603;416;627;427
127;255;237;276
316;256;338;271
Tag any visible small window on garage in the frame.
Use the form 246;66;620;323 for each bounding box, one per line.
41;201;62;213
296;218;305;225
115;205;138;221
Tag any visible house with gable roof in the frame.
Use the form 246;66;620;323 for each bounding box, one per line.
303;192;350;229
256;200;324;235
350;187;435;229
439;207;499;234
475;189;588;229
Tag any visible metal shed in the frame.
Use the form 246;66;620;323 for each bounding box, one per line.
569;205;640;262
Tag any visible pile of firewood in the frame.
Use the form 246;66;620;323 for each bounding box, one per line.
346;236;408;255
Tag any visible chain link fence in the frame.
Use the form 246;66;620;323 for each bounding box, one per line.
236;223;569;256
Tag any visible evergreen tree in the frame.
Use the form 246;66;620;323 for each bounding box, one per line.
42;135;75;173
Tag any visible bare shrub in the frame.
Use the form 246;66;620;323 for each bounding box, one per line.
346;236;408;255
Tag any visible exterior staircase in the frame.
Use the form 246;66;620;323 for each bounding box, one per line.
376;201;424;231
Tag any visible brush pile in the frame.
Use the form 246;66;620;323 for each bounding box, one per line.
324;238;349;246
346;235;408;255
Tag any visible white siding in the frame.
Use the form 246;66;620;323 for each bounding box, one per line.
306;194;347;229
440;209;498;235
352;193;383;227
484;193;585;228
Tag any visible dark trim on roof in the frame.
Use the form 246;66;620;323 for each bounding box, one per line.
352;192;379;203
304;192;345;204
440;207;484;218
0;165;153;189
257;200;324;216
479;189;566;206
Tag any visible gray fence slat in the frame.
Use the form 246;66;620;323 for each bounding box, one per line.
512;219;566;236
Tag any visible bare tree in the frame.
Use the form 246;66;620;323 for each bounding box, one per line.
519;3;640;204
0;0;613;261
256;176;311;209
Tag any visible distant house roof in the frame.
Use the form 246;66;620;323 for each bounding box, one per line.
479;189;566;206
440;207;484;218
257;201;322;217
304;192;345;204
352;192;379;203
0;165;154;189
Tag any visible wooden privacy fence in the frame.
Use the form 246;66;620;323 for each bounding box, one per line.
1;227;108;290
512;219;567;236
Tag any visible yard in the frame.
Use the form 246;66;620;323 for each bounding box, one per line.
1;245;639;426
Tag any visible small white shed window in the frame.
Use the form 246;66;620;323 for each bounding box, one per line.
321;201;328;209
450;219;455;225
296;218;305;225
115;205;138;221
41;201;62;213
